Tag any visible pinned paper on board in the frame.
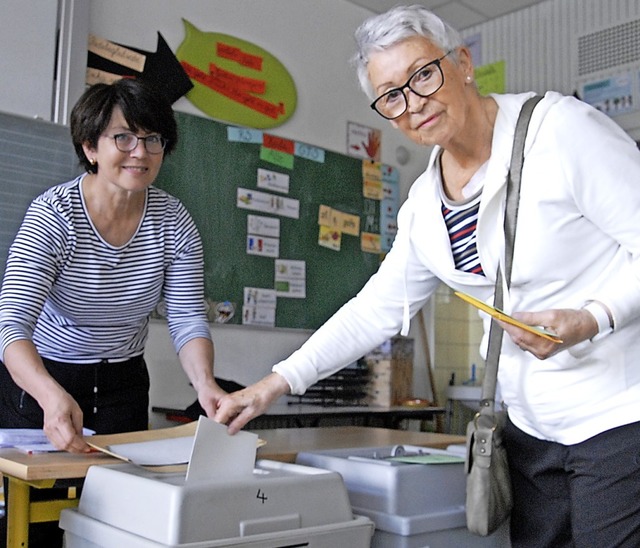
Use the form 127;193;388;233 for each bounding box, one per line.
274;259;306;298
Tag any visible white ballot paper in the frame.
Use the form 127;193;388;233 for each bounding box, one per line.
186;416;258;483
90;417;259;480
107;436;194;466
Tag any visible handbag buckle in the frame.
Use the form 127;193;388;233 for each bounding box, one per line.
473;411;499;431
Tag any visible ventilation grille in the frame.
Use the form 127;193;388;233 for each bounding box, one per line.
578;19;640;76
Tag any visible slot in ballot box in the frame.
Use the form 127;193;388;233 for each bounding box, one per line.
59;459;374;547
296;444;508;547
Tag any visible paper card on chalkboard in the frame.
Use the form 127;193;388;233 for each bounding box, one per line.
244;287;277;306
318;205;360;237
247;214;280;238
363;178;383;200
319;225;341;251
260;146;294;170
294;142;325;163
362;161;383;181
275;260;306;298
237;188;299;219
242;304;276;327
257;168;290;194
246;234;279;258
227;126;263;143
361;232;382;254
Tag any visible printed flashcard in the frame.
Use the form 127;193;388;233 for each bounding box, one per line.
380;176;400;252
340;212;360;236
257;168;290;194
263;134;295;155
227;126;263;143
294;142;325;163
237;187;299;219
318;225;342;251
247;214;280;238
260;146;294;170
362;198;380;234
318;204;334;227
363;177;384;200
244;287;277;307
242;304;276;327
247;234;279;258
347;122;381;161
274;260;306;298
243;287;277;327
361;232;382;254
362;160;383;182
318;205;360;237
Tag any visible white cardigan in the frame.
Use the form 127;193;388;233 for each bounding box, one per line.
273;91;640;445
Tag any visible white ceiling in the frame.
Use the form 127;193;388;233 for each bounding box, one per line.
346;0;550;30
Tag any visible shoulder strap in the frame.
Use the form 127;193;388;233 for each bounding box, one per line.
480;94;543;411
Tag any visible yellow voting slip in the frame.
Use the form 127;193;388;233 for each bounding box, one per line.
454;291;563;344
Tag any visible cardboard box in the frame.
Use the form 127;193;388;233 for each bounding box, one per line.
364;337;414;406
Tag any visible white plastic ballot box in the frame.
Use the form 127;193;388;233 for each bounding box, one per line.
59;459;374;547
295;444;509;548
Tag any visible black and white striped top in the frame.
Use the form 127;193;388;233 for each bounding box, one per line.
0;175;211;363
441;196;485;276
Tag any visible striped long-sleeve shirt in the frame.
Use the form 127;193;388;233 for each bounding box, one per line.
0;174;211;363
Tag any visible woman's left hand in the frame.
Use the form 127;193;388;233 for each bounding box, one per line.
501;308;598;360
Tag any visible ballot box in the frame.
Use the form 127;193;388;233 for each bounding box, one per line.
59;459;374;547
296;444;508;547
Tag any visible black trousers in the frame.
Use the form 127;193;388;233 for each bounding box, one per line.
0;356;150;548
504;416;640;548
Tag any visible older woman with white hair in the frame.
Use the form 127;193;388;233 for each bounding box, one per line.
216;6;640;546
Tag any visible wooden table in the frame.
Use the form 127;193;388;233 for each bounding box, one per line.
0;426;464;547
0;449;118;547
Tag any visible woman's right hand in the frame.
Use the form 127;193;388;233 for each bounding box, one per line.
3;340;92;453
214;372;290;434
41;389;91;453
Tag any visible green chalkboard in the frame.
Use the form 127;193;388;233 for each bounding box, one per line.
155;111;384;330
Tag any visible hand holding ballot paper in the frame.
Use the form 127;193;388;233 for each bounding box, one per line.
454;291;563;344
88;417;264;480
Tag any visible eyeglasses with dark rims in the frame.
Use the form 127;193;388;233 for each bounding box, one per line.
109;133;168;154
370;50;453;120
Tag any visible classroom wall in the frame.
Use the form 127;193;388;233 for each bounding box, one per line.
83;0;435;423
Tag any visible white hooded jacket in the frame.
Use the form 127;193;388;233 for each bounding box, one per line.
273;91;640;444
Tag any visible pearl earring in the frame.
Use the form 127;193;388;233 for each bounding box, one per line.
89;158;96;165
466;75;472;82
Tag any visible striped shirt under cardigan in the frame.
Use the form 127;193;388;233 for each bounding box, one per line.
0;174;211;364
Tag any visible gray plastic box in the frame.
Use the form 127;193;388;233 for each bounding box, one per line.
59;459;374;548
296;444;467;536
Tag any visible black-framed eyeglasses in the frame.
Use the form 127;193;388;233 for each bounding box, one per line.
110;132;167;154
370;50;453;120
